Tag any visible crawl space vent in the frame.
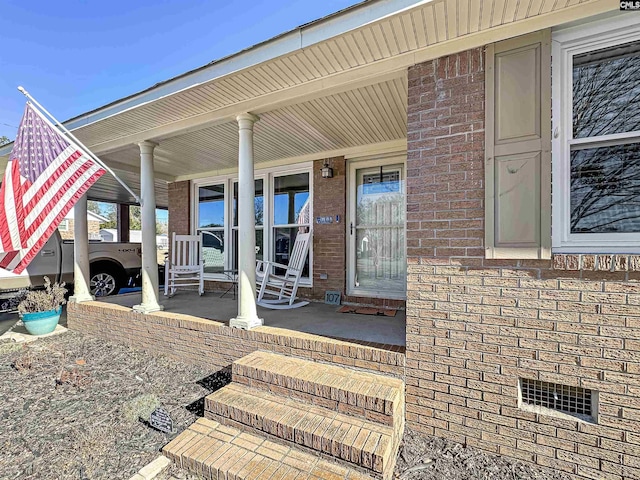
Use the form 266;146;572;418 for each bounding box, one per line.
520;378;593;419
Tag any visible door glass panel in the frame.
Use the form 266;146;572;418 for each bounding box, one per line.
354;165;405;294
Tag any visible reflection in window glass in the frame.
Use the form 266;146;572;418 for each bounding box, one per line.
355;165;405;294
573;42;640;139
272;173;310;277
273;227;309;276
232;229;264;270
233;180;264;226
201;230;225;274
198;184;225;228
570;143;640;233
273;173;310;225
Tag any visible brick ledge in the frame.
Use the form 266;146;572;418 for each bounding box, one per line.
552;254;640;272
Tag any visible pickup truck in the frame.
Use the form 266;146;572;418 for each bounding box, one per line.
0;230;142;298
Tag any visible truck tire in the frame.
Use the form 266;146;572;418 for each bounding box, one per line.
89;263;124;297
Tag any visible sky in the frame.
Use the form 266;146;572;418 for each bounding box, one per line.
0;0;360;141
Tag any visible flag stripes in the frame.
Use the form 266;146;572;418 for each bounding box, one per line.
0;103;106;274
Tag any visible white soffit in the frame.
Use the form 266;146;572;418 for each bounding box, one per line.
61;0;612;156
100;76;409;179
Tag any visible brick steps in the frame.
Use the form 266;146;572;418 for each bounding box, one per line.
164;351;404;480
163;417;374;480
233;351;404;428
205;383;394;474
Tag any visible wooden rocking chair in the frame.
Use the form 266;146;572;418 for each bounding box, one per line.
164;232;205;297
255;231;311;309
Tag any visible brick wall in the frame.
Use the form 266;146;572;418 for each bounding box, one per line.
58;219;101;240
67;301;405;378
310;157;346;300
406;48;640;479
168;180;191;236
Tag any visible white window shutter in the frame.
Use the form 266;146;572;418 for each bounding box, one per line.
485;30;551;260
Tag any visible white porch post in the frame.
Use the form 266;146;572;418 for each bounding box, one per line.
69;194;94;303
133;141;163;313
230;113;262;330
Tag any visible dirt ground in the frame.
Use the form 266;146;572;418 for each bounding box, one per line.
394;428;570;480
0;329;569;480
0;330;226;480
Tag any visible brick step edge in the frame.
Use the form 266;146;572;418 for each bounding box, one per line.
232;350;404;427
162;417;374;480
204;383;397;476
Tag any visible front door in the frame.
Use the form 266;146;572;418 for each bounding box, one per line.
348;159;406;299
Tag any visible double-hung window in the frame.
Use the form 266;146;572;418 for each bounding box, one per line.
552;16;640;252
197;183;226;274
193;164;312;283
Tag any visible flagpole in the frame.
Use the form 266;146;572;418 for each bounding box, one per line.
17;86;143;206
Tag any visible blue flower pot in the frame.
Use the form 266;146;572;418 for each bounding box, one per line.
20;307;62;336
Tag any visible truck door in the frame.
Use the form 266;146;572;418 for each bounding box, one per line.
23;231;63;286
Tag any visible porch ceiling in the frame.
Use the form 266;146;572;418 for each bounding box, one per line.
100;75;408;179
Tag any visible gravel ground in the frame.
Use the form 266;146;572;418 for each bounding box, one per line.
0;330;228;480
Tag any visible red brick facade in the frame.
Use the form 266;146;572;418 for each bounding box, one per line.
168;180;191;236
309;157;347;300
67;301;405;378
405;48;640;479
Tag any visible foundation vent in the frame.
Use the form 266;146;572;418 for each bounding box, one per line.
520;378;594;420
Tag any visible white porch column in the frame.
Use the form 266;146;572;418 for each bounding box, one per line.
230;113;262;330
133;141;163;313
69;194;94;303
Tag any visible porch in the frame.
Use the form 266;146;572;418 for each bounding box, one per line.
102;291;406;347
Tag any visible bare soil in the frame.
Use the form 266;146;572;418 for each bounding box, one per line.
0;330;569;480
0;330;227;480
394;428;570;480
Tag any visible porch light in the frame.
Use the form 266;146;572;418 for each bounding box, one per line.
321;160;333;179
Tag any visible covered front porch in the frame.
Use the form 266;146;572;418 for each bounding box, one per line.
102;290;406;347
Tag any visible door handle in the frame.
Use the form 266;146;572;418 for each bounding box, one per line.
41;249;55;257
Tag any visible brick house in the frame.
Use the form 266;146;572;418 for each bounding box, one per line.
57;209;106;240
4;2;638;478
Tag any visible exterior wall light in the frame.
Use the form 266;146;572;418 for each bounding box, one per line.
321;160;334;179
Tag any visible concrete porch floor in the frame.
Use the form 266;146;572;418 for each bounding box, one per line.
103;291;406;347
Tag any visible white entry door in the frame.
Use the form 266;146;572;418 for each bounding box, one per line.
348;159;406;298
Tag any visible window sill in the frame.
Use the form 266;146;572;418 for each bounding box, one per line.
552;254;640;272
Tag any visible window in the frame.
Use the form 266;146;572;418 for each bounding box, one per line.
197;183;225;274
193;164;312;283
58;219;69;232
552;17;640;252
272;173;310;276
232;179;264;270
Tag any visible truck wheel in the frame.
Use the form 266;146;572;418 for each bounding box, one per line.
90;264;123;297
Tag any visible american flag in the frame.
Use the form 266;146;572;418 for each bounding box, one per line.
0;103;106;273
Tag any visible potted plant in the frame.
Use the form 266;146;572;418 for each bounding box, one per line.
17;277;67;335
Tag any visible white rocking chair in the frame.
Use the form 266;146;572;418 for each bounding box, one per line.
164;232;205;297
255;231;311;309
